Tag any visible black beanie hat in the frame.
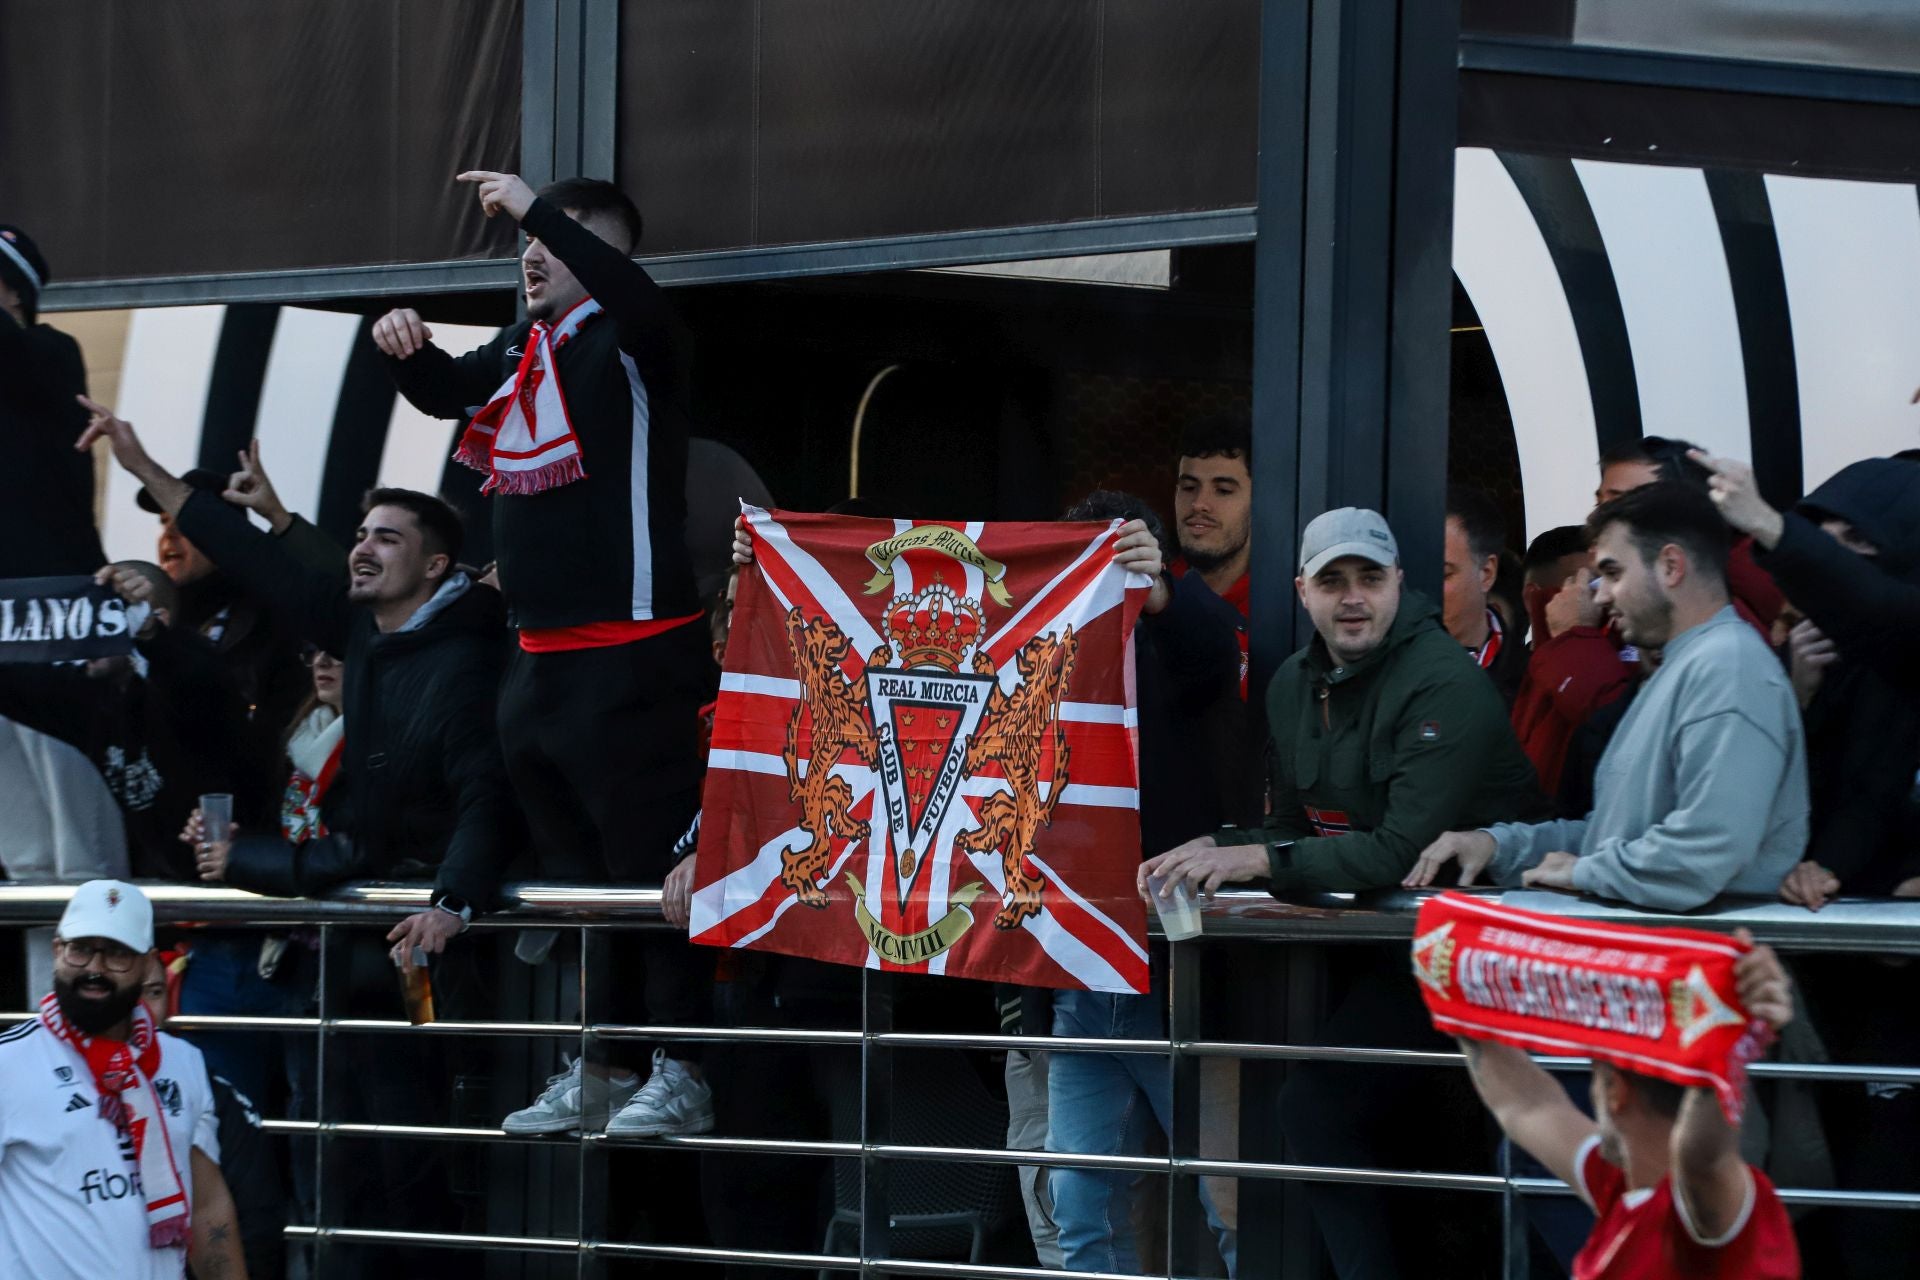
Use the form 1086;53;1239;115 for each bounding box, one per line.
0;225;49;316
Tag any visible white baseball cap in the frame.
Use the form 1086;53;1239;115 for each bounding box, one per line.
1299;507;1400;577
55;880;154;954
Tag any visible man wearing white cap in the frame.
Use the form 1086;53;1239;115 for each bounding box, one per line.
1140;507;1548;1280
0;880;247;1279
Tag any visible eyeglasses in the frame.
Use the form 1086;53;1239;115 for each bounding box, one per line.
56;939;142;973
300;650;342;670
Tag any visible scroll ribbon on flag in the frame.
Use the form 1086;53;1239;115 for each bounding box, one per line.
1411;892;1774;1121
862;525;1014;606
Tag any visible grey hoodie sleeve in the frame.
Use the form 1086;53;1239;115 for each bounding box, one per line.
1484;818;1590;885
1567;709;1788;911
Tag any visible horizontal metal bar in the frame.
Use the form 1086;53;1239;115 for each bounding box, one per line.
872;1261;1192;1280
1459;33;1920;108
38;209;1256;312
592;1241;861;1271
294;1225;580;1254
1180;1040;1463;1067
7;880;1920;950
41;258;523;313
589;1022;861;1046
872;1030;1166;1055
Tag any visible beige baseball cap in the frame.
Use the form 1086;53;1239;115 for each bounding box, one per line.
1299;507;1400;577
55;880;154;954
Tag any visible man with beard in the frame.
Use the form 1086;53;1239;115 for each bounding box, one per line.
1170;417;1252;689
1407;482;1808;911
0;880;247;1279
1140;506;1548;1280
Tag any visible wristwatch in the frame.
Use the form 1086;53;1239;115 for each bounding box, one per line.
433;894;474;930
1266;840;1296;882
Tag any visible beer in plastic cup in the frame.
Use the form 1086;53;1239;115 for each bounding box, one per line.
1147;873;1203;941
397;945;437;1025
197;793;234;845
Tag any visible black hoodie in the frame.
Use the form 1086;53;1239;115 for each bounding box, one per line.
1758;457;1920;695
1771;458;1920;891
175;490;522;907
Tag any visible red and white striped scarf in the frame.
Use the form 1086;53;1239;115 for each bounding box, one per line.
39;994;192;1247
1468;606;1504;670
454;298;601;495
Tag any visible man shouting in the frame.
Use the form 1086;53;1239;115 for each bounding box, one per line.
374;171;714;1137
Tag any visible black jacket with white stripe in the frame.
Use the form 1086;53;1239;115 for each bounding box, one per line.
384;198;700;630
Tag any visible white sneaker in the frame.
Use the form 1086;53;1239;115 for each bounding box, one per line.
501;1058;640;1135
606;1049;715;1137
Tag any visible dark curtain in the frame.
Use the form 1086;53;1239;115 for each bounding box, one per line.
0;0;522;281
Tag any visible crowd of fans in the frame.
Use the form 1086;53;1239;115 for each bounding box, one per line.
2;171;1918;1280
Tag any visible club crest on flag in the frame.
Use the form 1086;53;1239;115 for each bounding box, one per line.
692;507;1152;993
784;569;1080;963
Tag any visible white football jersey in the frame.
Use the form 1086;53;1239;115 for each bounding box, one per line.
0;1018;219;1280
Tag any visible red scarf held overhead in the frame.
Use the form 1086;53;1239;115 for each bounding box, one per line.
1412;893;1774;1123
39;994;192;1247
454;298;601;495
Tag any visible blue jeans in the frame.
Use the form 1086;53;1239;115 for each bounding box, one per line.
178;932;318;1212
1046;988;1237;1275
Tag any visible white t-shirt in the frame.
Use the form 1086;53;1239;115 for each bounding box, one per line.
0;1019;219;1280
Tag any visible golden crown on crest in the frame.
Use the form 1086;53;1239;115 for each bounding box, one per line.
883;582;985;672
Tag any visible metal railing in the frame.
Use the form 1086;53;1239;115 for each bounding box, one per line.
3;881;1916;1279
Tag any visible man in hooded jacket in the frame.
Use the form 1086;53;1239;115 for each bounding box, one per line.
1140;507;1549;1280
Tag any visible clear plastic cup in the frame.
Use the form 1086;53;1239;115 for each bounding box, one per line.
197;793;233;845
1147;873;1204;941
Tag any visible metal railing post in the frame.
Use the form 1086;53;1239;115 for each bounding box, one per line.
861;969;895;1278
313;922;333;1277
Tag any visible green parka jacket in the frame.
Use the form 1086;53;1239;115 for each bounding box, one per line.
1217;590;1550;894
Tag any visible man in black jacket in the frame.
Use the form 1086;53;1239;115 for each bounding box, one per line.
0;224;103;578
78;403;519;955
374;170;715;1135
1696;448;1920;695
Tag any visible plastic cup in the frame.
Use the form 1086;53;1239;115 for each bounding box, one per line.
1147;873;1204;941
396;945;437;1025
197;793;233;845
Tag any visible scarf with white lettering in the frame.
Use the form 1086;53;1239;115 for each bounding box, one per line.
39;993;191;1246
453;299;600;494
1412;893;1774;1122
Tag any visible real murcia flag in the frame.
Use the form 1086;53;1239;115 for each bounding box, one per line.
691;506;1151;993
453;298;600;494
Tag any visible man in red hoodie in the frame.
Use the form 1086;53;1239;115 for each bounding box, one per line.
1509;437;1783;795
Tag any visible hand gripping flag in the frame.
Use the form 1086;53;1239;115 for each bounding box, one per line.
1412;893;1774;1121
690;507;1151;993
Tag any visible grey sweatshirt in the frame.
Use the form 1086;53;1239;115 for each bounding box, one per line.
1485;606;1808;910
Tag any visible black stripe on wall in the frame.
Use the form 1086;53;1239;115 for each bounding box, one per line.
197;304;280;475
1497;152;1643;454
315;321;403;546
1704;171;1803;509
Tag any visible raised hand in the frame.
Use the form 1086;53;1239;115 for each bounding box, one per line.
1111;518;1171;615
371;308;433;360
1786;619;1838;709
456;170;536;222
94;564;166;637
224;438;292;534
1688;449;1785;550
1732;928;1793;1032
1543;572;1602;638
